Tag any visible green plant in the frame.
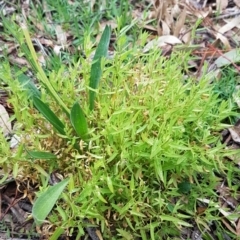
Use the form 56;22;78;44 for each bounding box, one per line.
0;1;239;239
213;66;239;101
0;22;111;225
1;38;237;238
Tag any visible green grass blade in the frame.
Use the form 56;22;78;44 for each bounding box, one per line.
70;102;88;140
160;215;192;227
92;25;111;61
89;59;101;111
32;178;69;225
49;227;64;240
21;24;70;116
26;151;57;160
89;25;111;111
17;72;41;99
33;96;65;135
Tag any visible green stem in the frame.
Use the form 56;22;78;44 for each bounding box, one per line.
21;24;70;116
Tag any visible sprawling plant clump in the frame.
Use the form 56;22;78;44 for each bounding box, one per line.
0;35;235;238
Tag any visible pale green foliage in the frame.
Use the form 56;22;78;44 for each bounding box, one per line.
1;40;236;238
0;0;238;238
66;48;234;238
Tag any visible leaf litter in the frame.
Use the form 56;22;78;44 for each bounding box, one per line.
0;0;240;239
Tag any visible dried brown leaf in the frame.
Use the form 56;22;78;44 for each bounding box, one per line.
143;35;182;52
53;45;62;55
154;0;160;9
99;20;117;32
173;8;187;37
55;25;67;47
164;6;173;27
2;195;28;224
8;56;30;67
218;17;240;34
234;0;240;8
84;0;96;10
158;20;170;35
38;38;54;47
216;0;228;13
186;0;204;9
171;3;181;18
236;219;240;236
143;24;157;32
214;32;231;49
146;10;156;20
10;134;21;149
221;218;237;235
180;26;191;43
228;126;240;143
0;104;11;137
2;6;16;16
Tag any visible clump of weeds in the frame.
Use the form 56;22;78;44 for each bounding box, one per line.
0;4;239;239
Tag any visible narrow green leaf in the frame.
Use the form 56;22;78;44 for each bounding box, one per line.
129;210;146;218
106;176;114;193
160;215;192;227
33;96;65;135
140;229;147;240
150;223;155;240
95;186;108;203
17;72;41;99
56;205;67;221
93;25;111;61
89;25;111;111
32;178;69;225
32;164;48;177
27;151;57;160
22;24;70;116
49;227;64;240
70;102;88;140
167;204;175;213
116;229;132;240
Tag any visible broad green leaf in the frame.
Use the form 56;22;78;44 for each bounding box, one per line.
27;151;57;160
32;178;69;225
33;96;65;135
70;102;88;140
215;49;240;68
89;25;111;111
92;25;111;61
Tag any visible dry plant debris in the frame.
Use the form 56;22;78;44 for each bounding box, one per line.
0;0;240;239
